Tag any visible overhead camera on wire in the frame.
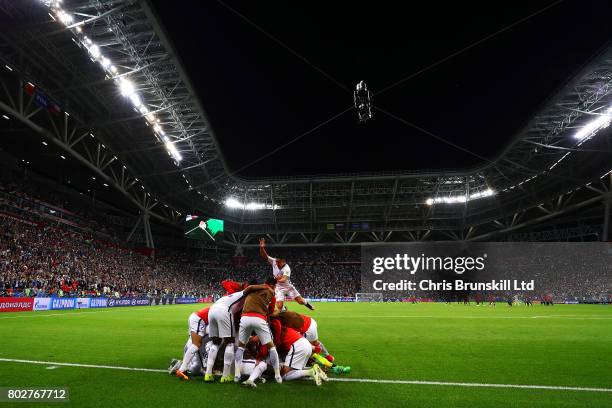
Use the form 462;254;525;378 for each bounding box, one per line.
354;80;373;123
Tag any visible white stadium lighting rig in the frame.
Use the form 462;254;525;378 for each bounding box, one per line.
573;106;612;141
38;0;183;164
224;197;280;211
502;104;612;193
426;188;495;206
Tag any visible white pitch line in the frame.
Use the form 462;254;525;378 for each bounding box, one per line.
0;358;610;393
322;315;612;320
0;358;165;373
330;378;612;392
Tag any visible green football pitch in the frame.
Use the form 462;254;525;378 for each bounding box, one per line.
0;302;610;408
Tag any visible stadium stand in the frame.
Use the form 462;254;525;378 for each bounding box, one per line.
0;165;607;303
1;198;608;303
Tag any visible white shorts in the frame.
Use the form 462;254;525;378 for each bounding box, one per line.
208;305;233;338
304;318;318;342
188;313;208;337
238;315;273;345
241;359;257;376
283;337;312;370
275;284;301;302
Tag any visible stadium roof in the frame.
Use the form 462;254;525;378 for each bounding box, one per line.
0;0;610;245
152;0;612;178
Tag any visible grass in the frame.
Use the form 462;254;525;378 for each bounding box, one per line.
0;302;610;408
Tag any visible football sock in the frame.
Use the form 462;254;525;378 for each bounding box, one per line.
189;351;204;374
189;342;206;373
248;361;267;382
269;346;281;377
179;343;199;372
234;346;244;378
222;344;234;378
205;343;219;375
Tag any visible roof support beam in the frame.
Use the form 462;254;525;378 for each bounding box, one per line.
470;190;612;241
0;98;175;227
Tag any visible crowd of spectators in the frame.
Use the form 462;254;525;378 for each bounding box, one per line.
194;253;361;299
0;216;362;299
0;178;608;303
0;217;212;298
1;213;610;302
0;175;136;241
492;251;610;303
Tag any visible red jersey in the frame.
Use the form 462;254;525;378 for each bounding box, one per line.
221;280;243;295
195;307;210;323
298;314;312;334
269;296;276;316
257;344;269;360
270;319;303;354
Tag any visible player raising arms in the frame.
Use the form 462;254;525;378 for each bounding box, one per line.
259;238;314;311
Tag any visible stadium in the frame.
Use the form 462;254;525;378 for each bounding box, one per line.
0;1;610;407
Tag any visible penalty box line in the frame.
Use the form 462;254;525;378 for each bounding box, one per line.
0;358;610;393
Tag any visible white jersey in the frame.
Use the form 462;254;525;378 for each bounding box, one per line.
213;290;245;312
268;256;292;289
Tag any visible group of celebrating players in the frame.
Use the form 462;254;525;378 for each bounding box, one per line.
168;238;350;387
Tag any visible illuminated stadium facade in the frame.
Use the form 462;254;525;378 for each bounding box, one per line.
0;0;610;247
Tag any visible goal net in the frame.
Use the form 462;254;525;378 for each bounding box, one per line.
355;292;383;302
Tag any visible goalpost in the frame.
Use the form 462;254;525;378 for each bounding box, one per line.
355;292;383;302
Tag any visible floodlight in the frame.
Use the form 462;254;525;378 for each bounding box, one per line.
129;93;142;107
119;78;135;96
88;44;100;59
100;57;111;69
426;188;495;206
57;11;73;25
162;135;182;161
224;198;243;209
574;108;612;140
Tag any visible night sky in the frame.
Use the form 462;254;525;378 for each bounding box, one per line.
150;0;611;178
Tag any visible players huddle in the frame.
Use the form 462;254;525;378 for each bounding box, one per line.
168;238;349;387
